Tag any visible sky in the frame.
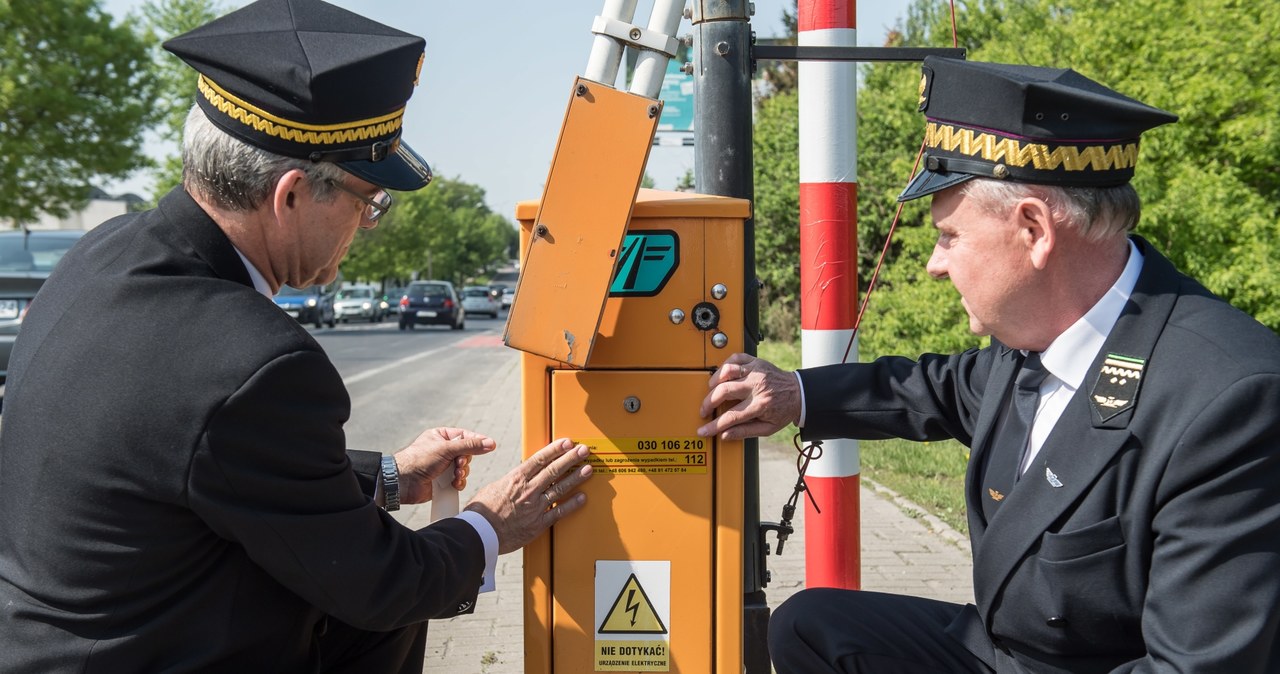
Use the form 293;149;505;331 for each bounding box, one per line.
100;0;913;219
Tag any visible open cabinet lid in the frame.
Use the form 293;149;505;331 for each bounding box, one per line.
503;77;661;367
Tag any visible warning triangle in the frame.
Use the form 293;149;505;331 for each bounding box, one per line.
598;573;668;634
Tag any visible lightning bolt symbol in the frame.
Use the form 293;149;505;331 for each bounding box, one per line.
625;589;639;626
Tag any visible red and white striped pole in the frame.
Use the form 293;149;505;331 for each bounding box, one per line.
798;0;860;590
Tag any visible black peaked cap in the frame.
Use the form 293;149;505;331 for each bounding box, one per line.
164;0;433;191
899;57;1178;201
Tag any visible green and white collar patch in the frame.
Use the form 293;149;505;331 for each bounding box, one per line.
1090;353;1146;421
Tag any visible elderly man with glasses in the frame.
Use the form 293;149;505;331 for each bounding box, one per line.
0;1;593;672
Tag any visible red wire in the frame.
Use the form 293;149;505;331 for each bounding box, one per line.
841;138;926;363
950;0;960;48
838;1;961;364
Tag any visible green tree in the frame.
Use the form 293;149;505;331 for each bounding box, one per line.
139;0;225;198
851;3;983;359
752;91;802;342
848;0;1280;359
675;168;696;192
0;0;160;226
344;176;518;288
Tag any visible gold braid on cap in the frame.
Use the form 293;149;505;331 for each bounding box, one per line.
924;122;1139;173
197;75;404;146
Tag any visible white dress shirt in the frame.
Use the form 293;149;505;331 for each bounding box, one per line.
1020;239;1144;474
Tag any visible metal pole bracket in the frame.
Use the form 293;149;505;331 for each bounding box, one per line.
591;15;680;58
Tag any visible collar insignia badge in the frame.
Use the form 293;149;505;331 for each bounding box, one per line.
988;487;1005;502
1090;353;1146;420
1045;467;1064;488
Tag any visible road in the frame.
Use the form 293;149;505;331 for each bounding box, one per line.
316;313;513;454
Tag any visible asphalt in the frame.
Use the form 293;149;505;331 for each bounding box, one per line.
393;344;975;673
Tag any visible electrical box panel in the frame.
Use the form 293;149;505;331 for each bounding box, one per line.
519;189;750;673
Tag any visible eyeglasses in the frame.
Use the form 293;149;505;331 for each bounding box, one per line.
326;180;393;222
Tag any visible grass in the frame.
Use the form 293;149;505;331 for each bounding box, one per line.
756;340;970;536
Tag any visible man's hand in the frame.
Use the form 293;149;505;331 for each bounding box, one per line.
464;438;592;554
697;353;802;441
393;427;496;505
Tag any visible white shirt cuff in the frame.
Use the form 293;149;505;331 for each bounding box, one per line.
454;510;498;593
795;371;807;428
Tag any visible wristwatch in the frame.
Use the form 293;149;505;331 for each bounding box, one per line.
380;455;401;512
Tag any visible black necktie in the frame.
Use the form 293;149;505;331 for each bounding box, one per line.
983;352;1049;519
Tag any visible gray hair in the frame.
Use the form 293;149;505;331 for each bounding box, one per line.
960;178;1142;243
181;105;346;211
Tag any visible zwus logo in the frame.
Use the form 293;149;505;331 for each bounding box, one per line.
609;230;679;297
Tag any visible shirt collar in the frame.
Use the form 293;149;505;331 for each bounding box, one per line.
232;246;273;298
1039;238;1144;389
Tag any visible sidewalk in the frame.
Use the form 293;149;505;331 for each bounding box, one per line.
396;345;974;673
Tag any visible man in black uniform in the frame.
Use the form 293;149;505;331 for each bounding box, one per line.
0;1;591;671
699;58;1280;672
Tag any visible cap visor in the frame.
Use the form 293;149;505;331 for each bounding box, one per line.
340;141;433;192
897;168;975;202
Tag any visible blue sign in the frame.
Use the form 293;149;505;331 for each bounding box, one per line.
657;59;694;132
610;231;679;296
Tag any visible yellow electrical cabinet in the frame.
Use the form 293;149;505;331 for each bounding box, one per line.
510;188;751;674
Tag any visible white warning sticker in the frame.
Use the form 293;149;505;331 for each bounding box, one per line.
594;560;671;671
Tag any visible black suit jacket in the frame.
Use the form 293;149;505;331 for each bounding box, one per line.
0;189;483;672
800;238;1280;672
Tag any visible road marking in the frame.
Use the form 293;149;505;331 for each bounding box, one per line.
340;343;453;387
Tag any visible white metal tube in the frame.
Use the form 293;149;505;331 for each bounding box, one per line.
584;0;640;86
629;0;685;98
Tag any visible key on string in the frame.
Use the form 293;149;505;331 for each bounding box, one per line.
773;435;822;555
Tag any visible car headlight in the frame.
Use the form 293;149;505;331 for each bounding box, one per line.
362;302;371;310
306;298;317;307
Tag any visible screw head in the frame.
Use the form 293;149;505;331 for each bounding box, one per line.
669;308;686;324
712;332;729;348
623;396;641;413
711;283;728;300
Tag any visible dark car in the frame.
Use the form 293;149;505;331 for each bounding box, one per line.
398;280;464;330
0;229;87;385
273;284;336;328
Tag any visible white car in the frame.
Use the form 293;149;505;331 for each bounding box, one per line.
460;285;501;318
501;287;514;309
333;285;381;323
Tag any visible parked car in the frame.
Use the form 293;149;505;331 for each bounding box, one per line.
501;286;515;309
398;280;464;330
333;284;381;323
273;284;336;328
460;285;501;318
0;229;87;385
380;287;405;320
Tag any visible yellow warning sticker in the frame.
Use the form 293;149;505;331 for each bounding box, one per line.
596;561;670;672
580;437;708;475
599;574;667;634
